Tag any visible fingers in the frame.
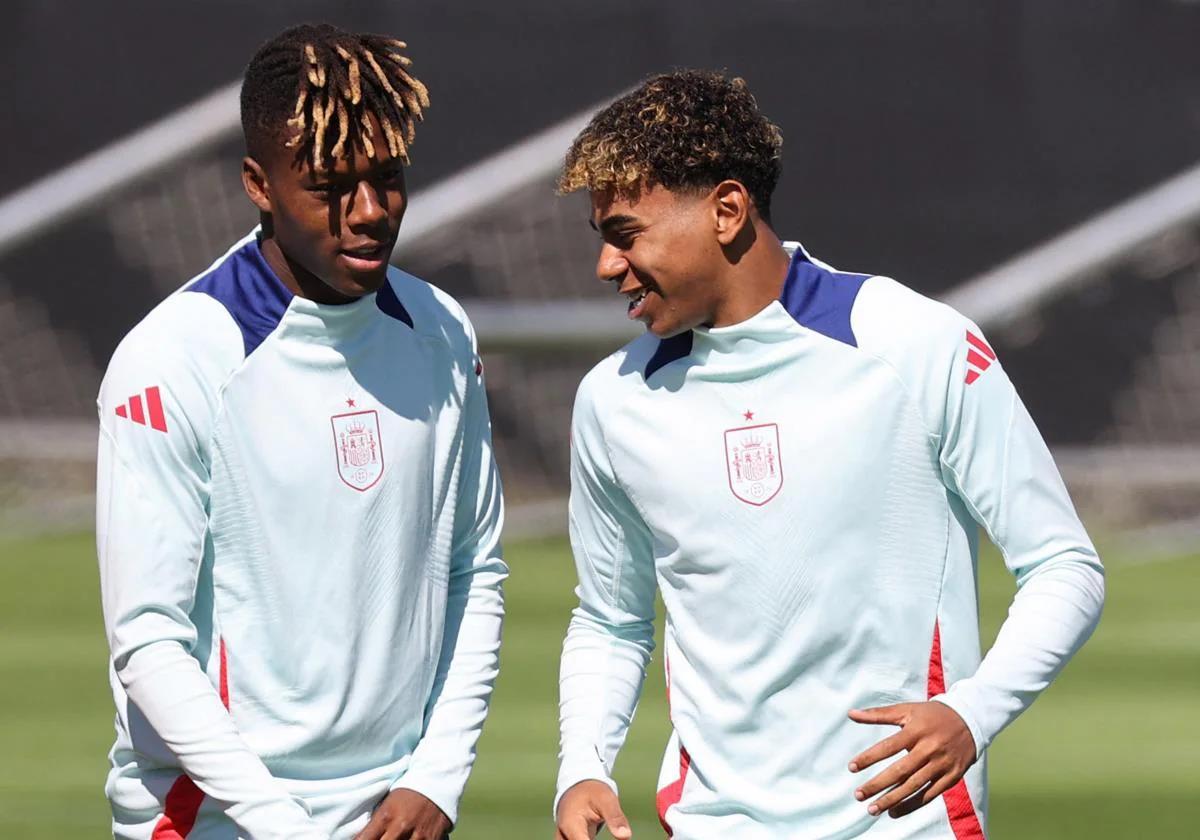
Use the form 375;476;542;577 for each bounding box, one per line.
849;700;978;822
854;751;921;803
868;764;936;816
847;703;913;726
555;812;597;840
354;813;386;840
555;782;630;840
887;774;957;819
848;730;909;773
596;794;632;840
364;819;412;840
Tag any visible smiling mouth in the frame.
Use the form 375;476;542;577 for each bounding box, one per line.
622;285;655;321
341;244;388;259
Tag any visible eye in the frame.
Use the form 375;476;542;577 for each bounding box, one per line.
378;167;405;187
609;229;638;249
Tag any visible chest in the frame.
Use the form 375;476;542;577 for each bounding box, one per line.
207;330;465;507
607;347;942;574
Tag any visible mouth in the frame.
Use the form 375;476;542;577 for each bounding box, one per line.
623;286;652;321
338;242;391;272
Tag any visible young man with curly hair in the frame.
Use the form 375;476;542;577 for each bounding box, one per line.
553;70;1104;839
96;24;505;840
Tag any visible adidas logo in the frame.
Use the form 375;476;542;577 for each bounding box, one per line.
114;386;168;433
964;330;996;385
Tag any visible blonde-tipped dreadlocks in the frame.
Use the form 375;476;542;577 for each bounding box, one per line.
241;23;429;171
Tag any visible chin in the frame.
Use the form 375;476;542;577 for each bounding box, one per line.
335;271;389;297
648;321;683;339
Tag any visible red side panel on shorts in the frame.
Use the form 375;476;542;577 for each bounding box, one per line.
149;638;231;839
928;622;986;840
656;745;692;837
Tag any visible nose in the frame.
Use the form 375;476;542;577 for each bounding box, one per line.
346;180;388;228
596;242;628;285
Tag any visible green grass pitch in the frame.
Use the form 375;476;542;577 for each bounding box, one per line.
0;531;1195;837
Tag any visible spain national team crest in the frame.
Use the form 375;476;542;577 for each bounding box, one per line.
724;423;783;506
331;410;384;491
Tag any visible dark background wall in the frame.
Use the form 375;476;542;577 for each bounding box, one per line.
5;0;1199;291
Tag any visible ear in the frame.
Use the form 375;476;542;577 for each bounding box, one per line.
712;180;751;246
242;156;272;214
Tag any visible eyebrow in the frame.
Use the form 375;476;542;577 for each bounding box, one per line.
309;159;403;186
590;213;639;234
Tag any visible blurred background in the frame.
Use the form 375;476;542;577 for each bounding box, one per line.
1;1;1198;837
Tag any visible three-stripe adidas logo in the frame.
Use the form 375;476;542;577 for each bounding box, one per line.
964;330;996;385
114;386;168;433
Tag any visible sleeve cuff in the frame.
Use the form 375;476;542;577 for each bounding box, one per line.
930;691;988;759
554;760;618;821
391;771;464;827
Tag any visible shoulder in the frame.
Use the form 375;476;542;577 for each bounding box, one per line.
777;242;970;359
106;282;245;390
100;240;256;428
577;331;661;403
571;331;670;443
851;275;979;372
100;295;240;447
850;275;1002;438
382;266;478;358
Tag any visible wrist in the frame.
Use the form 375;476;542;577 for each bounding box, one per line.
929;693;986;759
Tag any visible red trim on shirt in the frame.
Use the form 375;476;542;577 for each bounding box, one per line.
928;623;947;695
928;621;986;840
656;653;694;835
966;348;993;373
219;638;230;708
150;776;205;840
656;744;692;837
128;394;145;425
145;386;168;433
149;638;231;839
966;330;996;361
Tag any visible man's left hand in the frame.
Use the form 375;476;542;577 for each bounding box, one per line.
353;788;452;840
847;701;976;819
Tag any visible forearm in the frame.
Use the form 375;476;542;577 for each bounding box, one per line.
934;557;1105;754
396;561;506;825
118;640;321;838
556;611;653;811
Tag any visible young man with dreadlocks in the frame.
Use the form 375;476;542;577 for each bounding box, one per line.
553;71;1104;839
96;24;505;840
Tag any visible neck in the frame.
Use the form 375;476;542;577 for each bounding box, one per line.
258;234;356;305
708;221;792;328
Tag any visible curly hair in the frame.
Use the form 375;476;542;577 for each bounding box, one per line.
241;23;429;171
559;70;783;220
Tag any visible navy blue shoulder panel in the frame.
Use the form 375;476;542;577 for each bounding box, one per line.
779;249;870;347
376;279;414;327
645;331;693;379
186;239;294;357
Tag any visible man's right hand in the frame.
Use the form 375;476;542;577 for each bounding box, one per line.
555;779;632;840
